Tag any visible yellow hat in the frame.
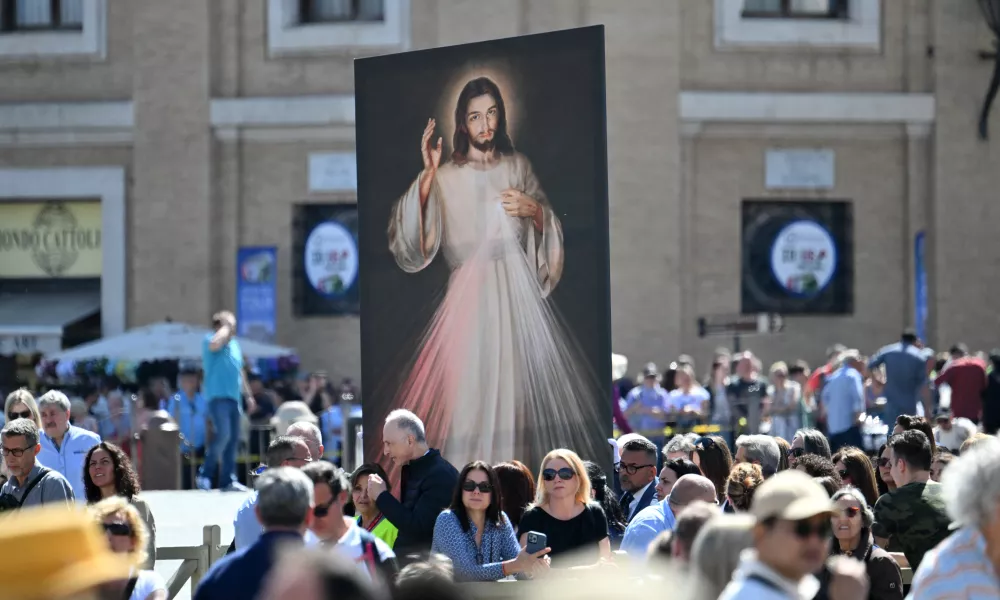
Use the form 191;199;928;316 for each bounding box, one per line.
0;505;135;600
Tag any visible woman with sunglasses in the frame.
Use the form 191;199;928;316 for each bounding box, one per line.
832;446;880;507
4;388;42;428
518;449;611;568
829;487;903;600
875;443;897;497
83;442;157;569
90;496;167;600
431;461;549;581
788;428;832;468
692;435;733;505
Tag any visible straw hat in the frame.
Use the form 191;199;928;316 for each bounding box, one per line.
0;506;134;600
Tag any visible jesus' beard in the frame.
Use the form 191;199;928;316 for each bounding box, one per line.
470;136;495;153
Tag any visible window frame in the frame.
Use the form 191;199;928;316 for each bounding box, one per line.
741;0;849;20
0;0;84;33
297;0;385;25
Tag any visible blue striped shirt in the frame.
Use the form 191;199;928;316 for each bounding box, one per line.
430;510;520;582
907;527;1000;599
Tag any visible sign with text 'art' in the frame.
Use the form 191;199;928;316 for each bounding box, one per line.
0;201;102;278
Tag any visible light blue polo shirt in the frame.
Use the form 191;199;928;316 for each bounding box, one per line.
202;335;244;405
37;424;101;503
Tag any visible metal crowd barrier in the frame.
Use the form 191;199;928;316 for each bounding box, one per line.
153;530;914;600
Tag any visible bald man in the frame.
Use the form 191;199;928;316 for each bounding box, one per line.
620;474;718;557
286;422;324;461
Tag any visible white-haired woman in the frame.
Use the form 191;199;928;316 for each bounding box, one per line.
91;496;167;599
690;514;755;599
829;487;902;600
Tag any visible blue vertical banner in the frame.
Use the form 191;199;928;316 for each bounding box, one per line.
236;246;278;343
914;231;927;342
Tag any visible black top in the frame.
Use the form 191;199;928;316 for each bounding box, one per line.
375;449;459;555
518;503;608;567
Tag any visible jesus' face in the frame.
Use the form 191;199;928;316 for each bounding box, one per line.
465;93;499;152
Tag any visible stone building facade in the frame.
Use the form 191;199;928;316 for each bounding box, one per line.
0;0;995;379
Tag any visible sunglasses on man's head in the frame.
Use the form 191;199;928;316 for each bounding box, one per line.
542;468;575;482
7;410;30;421
103;522;132;537
462;480;492;493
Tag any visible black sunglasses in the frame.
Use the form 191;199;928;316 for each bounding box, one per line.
877;457;891;467
616;463;655;475
462;480;492;493
838;469;850;480
542;468;575;482
695;437;716;450
7;410;30;421
789;519;831;539
787;448;806;458
103;522;132;537
313;499;337;518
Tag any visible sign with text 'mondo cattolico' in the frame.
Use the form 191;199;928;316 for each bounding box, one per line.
0;201;102;278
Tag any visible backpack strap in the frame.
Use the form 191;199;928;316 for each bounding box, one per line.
120;576;139;600
18;467;51;506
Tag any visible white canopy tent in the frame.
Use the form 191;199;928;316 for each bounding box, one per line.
48;321;295;362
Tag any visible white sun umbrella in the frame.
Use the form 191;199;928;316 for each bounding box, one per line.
48;321;296;362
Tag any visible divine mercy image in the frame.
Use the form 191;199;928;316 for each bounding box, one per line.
384;74;607;469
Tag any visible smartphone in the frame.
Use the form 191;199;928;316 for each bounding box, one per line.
525;531;547;555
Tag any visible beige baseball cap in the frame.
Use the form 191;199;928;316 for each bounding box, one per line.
750;469;835;522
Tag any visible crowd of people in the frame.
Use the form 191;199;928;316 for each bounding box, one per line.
4;315;1000;599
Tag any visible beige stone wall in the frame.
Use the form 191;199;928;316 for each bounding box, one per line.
0;1;133;102
682;127;908;368
929;1;1000;352
679;0;926;93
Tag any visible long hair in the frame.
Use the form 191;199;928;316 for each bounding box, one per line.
695;435;733;504
451;77;515;164
831;446;879;507
774;436;791;472
493;461;535;530
583;461;626;538
83;442;140;503
530;448;591;508
450;461;503;533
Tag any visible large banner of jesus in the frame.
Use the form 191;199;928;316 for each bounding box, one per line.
356;26;612;477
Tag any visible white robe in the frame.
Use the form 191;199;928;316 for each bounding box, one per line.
387;152;601;469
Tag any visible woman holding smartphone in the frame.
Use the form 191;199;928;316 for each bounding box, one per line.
431;461;550;581
518;449;612;568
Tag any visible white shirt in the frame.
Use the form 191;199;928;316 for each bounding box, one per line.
628;480;656;520
719;550;820;600
335;521;396;581
934;418;976;452
130;569;166;600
